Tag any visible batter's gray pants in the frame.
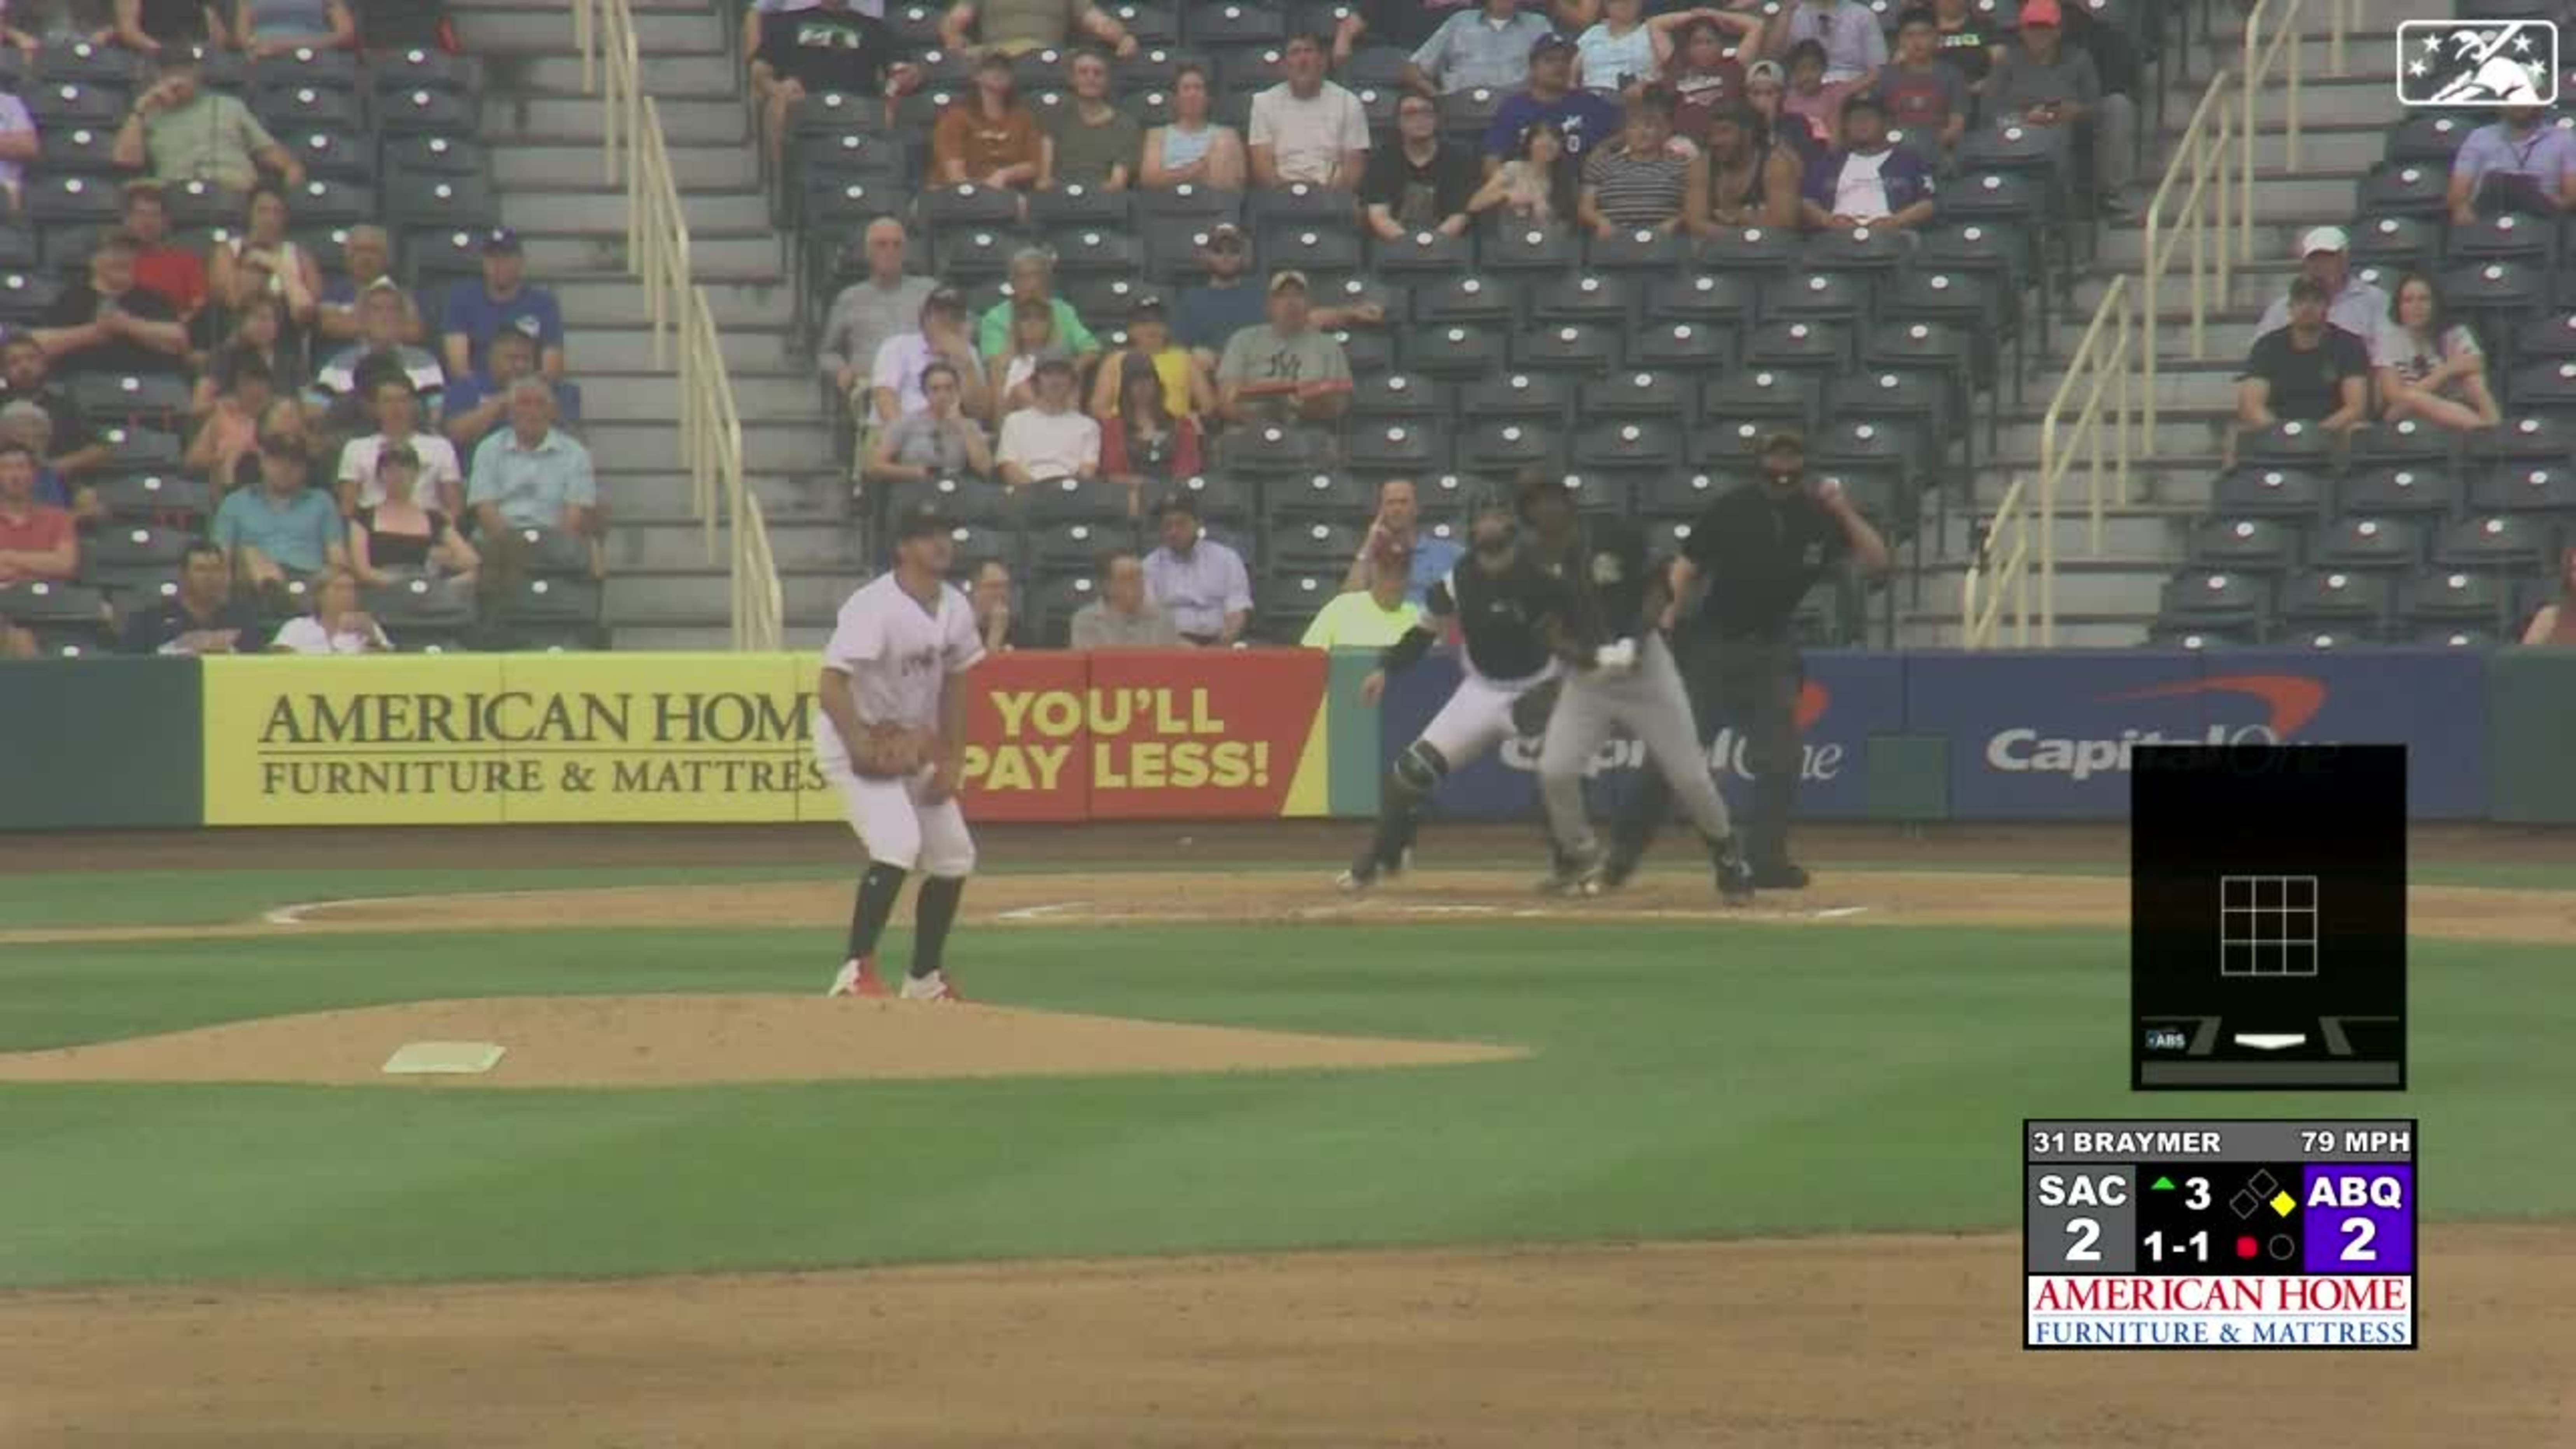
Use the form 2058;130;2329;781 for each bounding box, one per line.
1538;634;1734;859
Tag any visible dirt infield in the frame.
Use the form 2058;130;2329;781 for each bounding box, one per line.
0;995;1520;1088
10;866;2569;947
3;1228;2566;1448
7;826;2570;1445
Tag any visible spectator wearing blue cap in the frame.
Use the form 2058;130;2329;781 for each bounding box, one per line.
441;228;564;383
1482;32;1623;174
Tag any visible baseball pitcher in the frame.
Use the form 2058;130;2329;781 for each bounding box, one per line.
817;505;984;1002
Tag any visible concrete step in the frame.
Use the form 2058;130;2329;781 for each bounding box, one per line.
598;468;852;519
574;368;828;425
553;275;799;332
1907;562;2172;617
2100;221;2315;271
585;418;835;472
2210;77;2399;131
500;187;775;236
607;518;859;574
513;52;743;98
2139;125;2384;178
2075;266;2298;316
570;318;804;372
606;569;854;626
528;227;786;278
1899;619;2152;647
481;95;752;148
452;2;723;57
492;138;765;193
1932;507;2189;560
1953;453;2218;510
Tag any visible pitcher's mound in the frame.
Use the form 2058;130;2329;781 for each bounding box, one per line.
0;996;1524;1088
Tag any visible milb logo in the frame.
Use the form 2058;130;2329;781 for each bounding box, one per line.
1984;676;2328;781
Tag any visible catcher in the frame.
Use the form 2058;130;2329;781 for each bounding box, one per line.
817;504;985;1002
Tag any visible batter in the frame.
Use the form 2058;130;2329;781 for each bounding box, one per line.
817;505;985;1002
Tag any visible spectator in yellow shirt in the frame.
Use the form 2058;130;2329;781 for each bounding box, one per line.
1302;549;1424;649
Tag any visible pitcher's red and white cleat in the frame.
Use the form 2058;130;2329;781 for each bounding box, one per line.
827;956;889;998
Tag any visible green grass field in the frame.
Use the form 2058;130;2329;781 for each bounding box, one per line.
4;862;2571;1292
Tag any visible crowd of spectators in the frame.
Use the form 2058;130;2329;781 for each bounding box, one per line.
0;5;607;659
786;0;2135;645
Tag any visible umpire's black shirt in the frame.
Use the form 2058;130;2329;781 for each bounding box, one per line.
1683;483;1848;640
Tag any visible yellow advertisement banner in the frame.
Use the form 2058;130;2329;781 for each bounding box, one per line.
200;654;831;826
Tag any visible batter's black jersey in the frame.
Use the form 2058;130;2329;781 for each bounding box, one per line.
1420;553;1580;683
1556;514;1657;650
1682;483;1848;639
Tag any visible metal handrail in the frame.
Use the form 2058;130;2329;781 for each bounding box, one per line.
1961;474;2035;648
572;0;785;653
2139;73;2235;440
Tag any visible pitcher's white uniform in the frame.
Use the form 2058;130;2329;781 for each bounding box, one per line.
818;572;985;875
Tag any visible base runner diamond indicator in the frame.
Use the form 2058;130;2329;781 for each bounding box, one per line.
2272;1191;2298;1217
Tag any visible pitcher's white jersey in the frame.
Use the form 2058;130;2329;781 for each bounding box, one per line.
818;573;984;771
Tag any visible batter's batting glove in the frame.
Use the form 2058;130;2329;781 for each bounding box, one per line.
1511;678;1564;738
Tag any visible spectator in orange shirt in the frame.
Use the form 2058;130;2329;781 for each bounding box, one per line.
123;182;207;321
0;441;77;584
933;51;1045;191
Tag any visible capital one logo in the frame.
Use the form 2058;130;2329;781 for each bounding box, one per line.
1986;676;2329;782
1503;681;1846;781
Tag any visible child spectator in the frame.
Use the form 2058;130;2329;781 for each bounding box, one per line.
270;567;391;653
990;295;1069;415
184;347;275;489
865;360;993;481
1866;9;1967;164
209;184;322;335
994;356;1099;488
1468;116;1578;228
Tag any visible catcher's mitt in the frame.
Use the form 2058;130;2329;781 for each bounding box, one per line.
851;721;936;778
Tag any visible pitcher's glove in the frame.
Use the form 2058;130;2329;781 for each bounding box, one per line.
851;722;935;778
1511;677;1564;738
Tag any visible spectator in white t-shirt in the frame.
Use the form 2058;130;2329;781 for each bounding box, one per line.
1249;30;1370;190
270;568;392;654
995;357;1101;488
336;376;465;516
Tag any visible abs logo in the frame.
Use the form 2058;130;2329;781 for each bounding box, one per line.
1986;675;2329;781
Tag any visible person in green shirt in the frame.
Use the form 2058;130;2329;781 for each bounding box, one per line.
113;56;305;195
1042;47;1142;191
975;247;1102;362
1302;548;1423;649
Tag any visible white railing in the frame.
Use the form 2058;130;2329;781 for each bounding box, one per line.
2139;74;2236;441
1978;0;2360;646
1966;278;2136;647
573;0;784;651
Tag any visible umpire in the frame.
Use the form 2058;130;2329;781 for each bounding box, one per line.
1600;429;1890;890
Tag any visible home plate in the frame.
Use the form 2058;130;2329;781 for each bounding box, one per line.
382;1042;507;1076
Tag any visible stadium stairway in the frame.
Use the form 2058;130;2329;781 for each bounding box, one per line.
454;0;856;650
1900;0;2406;646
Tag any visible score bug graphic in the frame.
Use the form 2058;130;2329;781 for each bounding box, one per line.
2025;1120;2417;1349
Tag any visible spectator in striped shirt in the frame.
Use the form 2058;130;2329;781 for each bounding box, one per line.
1578;87;1703;236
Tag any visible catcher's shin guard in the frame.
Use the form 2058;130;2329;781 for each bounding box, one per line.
1367;739;1449;870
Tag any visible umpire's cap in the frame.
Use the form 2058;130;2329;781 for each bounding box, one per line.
894;503;952;541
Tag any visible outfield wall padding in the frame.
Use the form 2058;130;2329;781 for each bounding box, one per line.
0;657;201;829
